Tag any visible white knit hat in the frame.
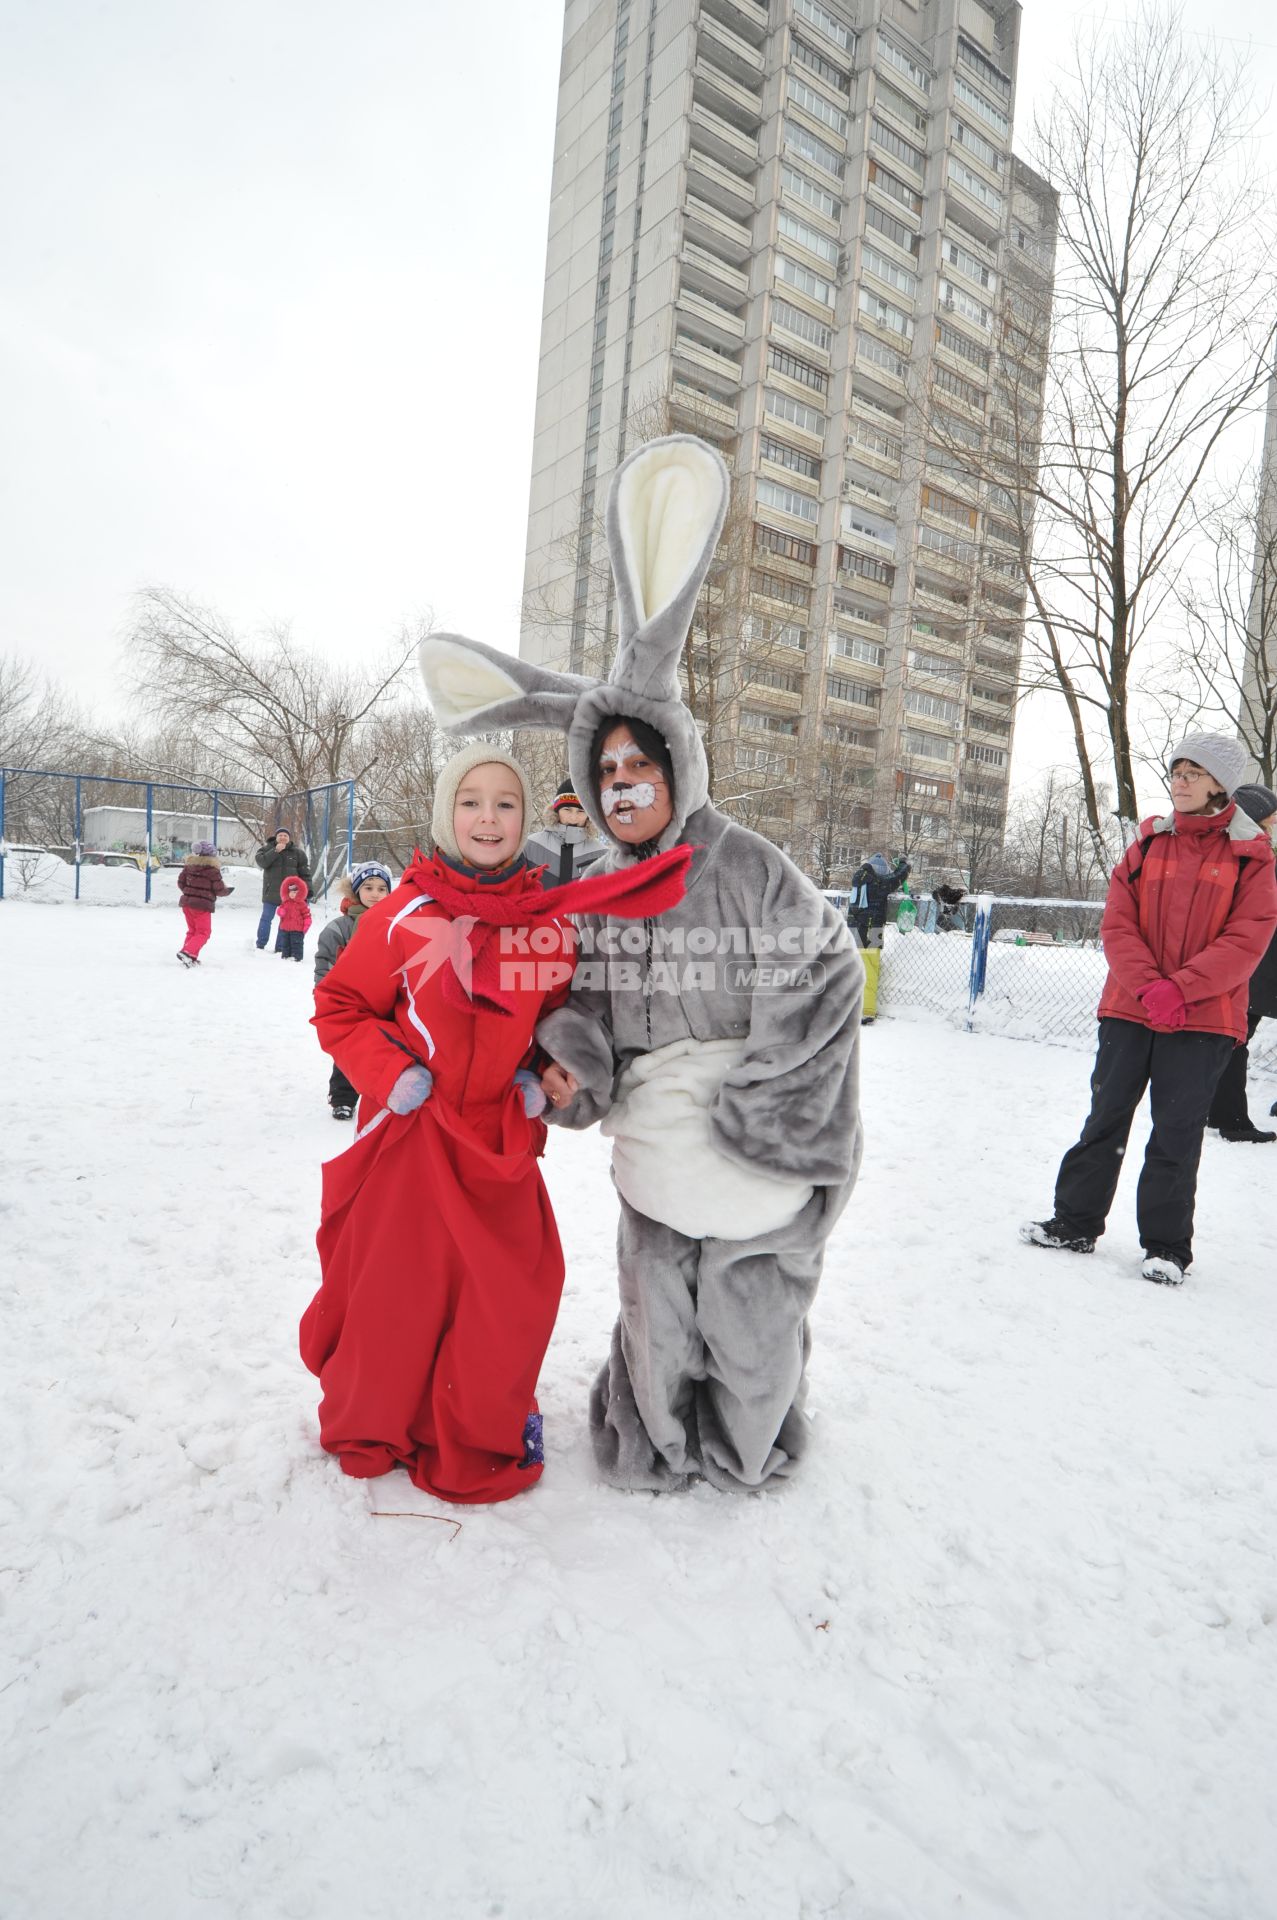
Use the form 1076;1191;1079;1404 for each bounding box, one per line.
430;742;534;861
1168;731;1249;798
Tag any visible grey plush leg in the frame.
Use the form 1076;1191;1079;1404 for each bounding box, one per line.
693;1204;825;1491
590;1201;703;1490
591;1193;830;1493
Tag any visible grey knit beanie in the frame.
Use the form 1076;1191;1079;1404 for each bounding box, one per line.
1233;782;1277;825
430;742;533;861
1167;731;1249;798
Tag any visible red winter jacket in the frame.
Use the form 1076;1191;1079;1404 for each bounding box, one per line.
1097;804;1277;1041
277;875;312;933
311;856;576;1127
177;856;233;913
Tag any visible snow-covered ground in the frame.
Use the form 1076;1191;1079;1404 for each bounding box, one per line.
3;900;1275;1920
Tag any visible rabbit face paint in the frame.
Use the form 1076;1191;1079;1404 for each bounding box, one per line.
596;724;674;844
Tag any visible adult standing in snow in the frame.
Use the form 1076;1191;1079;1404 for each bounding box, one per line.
301;743;691;1502
1021;733;1277;1285
847;851;910;947
254;827;311;950
525;778;603;886
1205;782;1277;1143
418;434;864;1493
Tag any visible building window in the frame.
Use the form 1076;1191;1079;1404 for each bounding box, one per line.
781;163;841;224
752;569;813;609
765;384;826;434
792;37;851;96
758;477;821;523
936;320;990;372
793;0;856;55
967;741;1008;767
918;522;978;565
778;209;841;268
858;286;914;339
953;118;1003;175
788;75;849;138
943;235;997;292
867;160;923;218
768;344;829;394
751;665;806;693
856;335;908;381
862;242;917;299
771;299;835;354
957;35;1012;103
876;30;933;95
871;118;925;176
908;645;962;678
828;674;881;707
744;709;801;736
921;484;978;529
933;362;987;411
875;78;929;137
902;727;956;761
756;523;817;566
947;155;1004;217
839;546;895;586
762;434;822;480
776;253;836;306
831;632;886;667
783;117;846;179
905;687;960;724
954;73;1009;139
866;199;921;257
842;504;895;547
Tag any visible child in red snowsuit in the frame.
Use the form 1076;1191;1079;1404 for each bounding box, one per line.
301;743;690;1504
276;874;311;963
176;840;233;967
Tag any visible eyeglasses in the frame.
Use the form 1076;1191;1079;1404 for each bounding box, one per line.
1169;768;1210;784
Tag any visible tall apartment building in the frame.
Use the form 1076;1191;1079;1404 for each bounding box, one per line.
520;0;1057;881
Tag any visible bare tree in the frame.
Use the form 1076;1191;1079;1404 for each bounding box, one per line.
128;587;424;801
1173;478;1277;784
1027;6;1275;834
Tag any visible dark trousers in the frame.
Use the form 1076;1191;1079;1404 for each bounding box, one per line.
1054;1018;1232;1268
278;930;305;961
1206;1009;1264;1130
328;1061;357;1109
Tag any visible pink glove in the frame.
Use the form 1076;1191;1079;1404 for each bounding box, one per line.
1138;979;1187;1030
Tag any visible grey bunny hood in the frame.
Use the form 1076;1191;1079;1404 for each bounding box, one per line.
421;434;727;853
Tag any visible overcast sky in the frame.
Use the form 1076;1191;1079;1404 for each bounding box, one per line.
2;0;1275;785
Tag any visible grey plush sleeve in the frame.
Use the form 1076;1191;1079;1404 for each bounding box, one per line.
709;852;864;1189
534;917;617;1129
313;919;344;985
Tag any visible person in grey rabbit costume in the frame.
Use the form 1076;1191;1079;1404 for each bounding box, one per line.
419;434;865;1492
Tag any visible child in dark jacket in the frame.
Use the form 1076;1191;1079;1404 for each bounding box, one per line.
176;841;233;967
1021;733;1277;1287
313;861;393;1118
277;875;312;962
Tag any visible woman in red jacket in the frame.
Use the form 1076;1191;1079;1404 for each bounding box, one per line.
301;743;691;1503
1021;732;1277;1286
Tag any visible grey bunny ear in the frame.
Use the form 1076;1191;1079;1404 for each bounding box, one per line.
607;435;730;702
419;633;598;733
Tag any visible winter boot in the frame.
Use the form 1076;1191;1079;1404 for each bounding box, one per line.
1218;1122;1277;1143
176;951;195;969
1141;1253;1186;1286
1019;1218;1096;1254
331;1103;355;1121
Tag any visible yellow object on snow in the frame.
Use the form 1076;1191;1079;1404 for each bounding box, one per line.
861;946;880;1020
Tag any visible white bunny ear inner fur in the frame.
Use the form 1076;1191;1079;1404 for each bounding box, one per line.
615;441;726;626
419;636;524;726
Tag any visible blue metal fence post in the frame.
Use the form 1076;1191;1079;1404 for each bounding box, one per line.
74;775;83;901
212;788;220;854
321;784;333;901
0;768;6;901
966;895;992;1031
145;783;154;903
345;779;355;874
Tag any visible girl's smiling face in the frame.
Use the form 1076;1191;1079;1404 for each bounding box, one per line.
453;764;525;867
596;724;674;844
356;876;390;907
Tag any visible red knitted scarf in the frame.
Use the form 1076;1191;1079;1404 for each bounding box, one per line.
400;845;693;1015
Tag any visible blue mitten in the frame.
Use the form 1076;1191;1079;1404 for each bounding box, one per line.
387;1065;433;1114
514;1068;547;1118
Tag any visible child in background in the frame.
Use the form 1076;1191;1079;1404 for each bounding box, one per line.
276;875;311;962
313;861;393;1119
176;839;233;967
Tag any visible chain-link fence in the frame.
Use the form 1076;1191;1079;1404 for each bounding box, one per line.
867;893;1277;1075
0;766;356;902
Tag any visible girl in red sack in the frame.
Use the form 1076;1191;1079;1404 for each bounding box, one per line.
1021;732;1277;1287
301;742;691;1504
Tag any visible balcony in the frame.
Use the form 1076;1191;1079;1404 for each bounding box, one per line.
673;332;743;392
689;101;760;175
681;239;750;303
701;0;770;49
677;283;748;351
693;58;765;133
687;139;757;218
684;192;753;263
669;380;739;435
698;12;765;85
